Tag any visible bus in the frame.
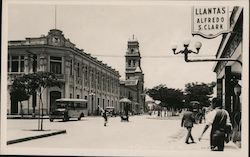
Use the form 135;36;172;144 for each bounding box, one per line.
49;98;88;122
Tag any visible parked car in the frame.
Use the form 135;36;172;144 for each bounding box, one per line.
105;106;116;117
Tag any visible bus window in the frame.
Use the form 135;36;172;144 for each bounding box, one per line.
56;103;66;108
76;103;81;108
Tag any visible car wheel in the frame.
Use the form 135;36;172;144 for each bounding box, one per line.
78;113;84;120
63;115;69;121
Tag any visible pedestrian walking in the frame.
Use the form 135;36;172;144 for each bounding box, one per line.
98;106;108;127
198;97;232;151
102;109;108;126
200;107;207;123
181;106;196;144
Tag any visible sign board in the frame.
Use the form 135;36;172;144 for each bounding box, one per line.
192;6;230;39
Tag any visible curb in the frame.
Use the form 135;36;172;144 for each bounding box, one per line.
7;116;50;119
7;130;66;145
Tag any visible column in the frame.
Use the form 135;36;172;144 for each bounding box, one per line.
224;66;232;115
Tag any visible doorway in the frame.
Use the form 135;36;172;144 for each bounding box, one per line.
10;95;18;114
50;91;61;112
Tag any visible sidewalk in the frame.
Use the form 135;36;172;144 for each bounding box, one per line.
147;114;240;151
170;122;240;151
7;115;50;119
7;119;66;145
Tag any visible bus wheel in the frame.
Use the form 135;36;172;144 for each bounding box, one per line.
49;118;54;122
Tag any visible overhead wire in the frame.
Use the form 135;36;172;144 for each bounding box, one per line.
91;54;215;58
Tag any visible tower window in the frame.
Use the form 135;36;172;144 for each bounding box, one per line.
128;60;132;67
133;60;136;67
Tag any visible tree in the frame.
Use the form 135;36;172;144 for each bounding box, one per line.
184;82;216;107
10;76;31;117
11;72;62;130
146;84;184;110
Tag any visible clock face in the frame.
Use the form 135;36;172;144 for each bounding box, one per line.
52;37;60;44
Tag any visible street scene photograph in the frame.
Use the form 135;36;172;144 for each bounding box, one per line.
0;0;249;156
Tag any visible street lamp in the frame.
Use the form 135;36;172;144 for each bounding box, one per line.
171;40;242;66
89;92;95;115
171;40;202;62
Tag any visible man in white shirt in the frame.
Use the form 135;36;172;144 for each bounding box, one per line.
198;98;232;151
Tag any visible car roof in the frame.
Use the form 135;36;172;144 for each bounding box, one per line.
105;106;115;109
56;98;88;102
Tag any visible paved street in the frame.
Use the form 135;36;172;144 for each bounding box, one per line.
6;115;239;155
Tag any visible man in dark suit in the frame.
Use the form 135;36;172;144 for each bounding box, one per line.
181;106;196;144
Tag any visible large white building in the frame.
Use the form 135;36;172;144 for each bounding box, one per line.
7;29;121;116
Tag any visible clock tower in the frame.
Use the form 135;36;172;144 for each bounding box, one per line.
124;35;145;113
125;35;143;82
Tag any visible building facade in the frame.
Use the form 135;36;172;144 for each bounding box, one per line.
213;7;242;115
7;29;120;116
120;37;145;114
213;7;243;144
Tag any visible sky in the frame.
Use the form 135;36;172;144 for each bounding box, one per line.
7;1;227;90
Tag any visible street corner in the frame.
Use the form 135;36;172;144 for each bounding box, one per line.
7;129;66;145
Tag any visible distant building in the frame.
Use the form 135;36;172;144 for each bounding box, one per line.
120;37;145;114
7;29;120;115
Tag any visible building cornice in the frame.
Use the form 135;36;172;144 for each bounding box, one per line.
8;29;120;77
